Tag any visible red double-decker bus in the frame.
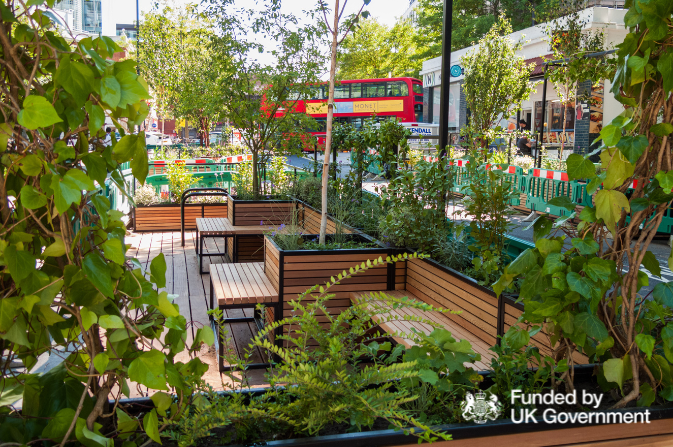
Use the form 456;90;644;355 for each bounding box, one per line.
290;77;424;151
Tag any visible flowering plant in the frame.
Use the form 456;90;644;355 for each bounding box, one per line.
134;184;161;206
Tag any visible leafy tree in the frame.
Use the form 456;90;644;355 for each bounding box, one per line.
496;0;673;408
460;18;536;149
0;2;211;445
139;2;224;147
205;0;323;197
337;18;420;79
318;0;370;244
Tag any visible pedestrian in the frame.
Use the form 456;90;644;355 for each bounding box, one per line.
104;127;112;147
516;119;532;155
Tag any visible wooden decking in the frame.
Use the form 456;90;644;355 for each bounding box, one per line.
125;230;270;391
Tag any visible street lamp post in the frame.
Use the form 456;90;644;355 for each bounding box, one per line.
438;0;454;157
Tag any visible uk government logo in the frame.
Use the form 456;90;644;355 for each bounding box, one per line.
461;391;503;424
461;390;652;425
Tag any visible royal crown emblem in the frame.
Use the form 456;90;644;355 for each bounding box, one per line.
461;391;502;424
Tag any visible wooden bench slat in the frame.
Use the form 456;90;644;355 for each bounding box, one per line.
211;262;279;306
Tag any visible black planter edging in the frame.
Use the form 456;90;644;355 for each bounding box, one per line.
111;365;673;447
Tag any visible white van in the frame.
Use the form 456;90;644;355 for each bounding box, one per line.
145;132;174;146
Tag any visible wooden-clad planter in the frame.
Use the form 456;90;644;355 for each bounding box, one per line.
264;234;393;344
134;203;227;232
227;196;294;226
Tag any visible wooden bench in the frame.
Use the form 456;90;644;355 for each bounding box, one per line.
196;217;276;273
351;290;493;371
209;262;280;372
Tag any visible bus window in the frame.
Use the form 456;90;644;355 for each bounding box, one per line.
387;81;408;97
335;84;350;99
308;85;324;99
350;83;362;98
364;83;386;98
313;118;326;132
414;104;423;122
412;83;423;95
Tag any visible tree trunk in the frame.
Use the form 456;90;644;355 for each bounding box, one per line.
252;150;258;198
319;0;340;245
161;113;165;151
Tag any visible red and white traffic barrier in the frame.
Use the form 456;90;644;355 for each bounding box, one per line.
532;169;569;181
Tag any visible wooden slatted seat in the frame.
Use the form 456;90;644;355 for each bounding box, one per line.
196;217;278;272
209;262;280;372
351;290;493;371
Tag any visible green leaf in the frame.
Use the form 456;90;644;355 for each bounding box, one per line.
584;258;613;284
77;420;112;447
155;292;179;318
542;253;566;275
117;71;149;109
603;358;624;391
601;147;634;190
566;154;597;180
19;153;44;176
98;315;125;329
51;174;81;213
17;95;63;130
116;408;139;439
41;408;76;442
128;350;167;390
20;185;47;209
56;55;95;105
143;409;162;444
533;216;553;241
83;252;114;298
192;326;214;350
93;352;109;374
655;170;673;193
102;238;125;264
43;239;67;258
3;317;30;347
0;297;18;332
64;169;96;191
575;312;608;341
547;196;576;212
506;249;538;276
566;272;593;297
503;326;530;350
534;297;564;317
151;391;172;417
595;189;630;235
638;382;656;407
85;101;106;134
100;75;121;108
653;282;673;307
80;307;97;331
54;141;76;163
82;153;107;186
150;252;166;288
535;238;562;257
558;311;574;334
651;123;673;137
658;52;673;93
418;369;439;385
579;206;597;222
616;135;648;164
5;245;35;282
596;336;614;356
600;124;622;146
635;333;655;360
641;251;661;277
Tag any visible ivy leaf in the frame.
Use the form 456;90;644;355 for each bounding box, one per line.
19;153;44;176
533;215;553;241
543;253;566;275
630;198;650;213
418;369;439;385
651;123;673;137
93;353;109;374
599;124;622;146
575;312;608;341
596;336;614;357
584;258;613;284
616;135;648;164
56;55;95;105
98;315;125;329
595;189;630;235
150;253;167;288
151;392;173;417
535;238;562;257
566;154;597;180
20;185;47;209
5;245;35;282
658;51;673;93
503;326;530;350
635;333;655;360
143;409;162;444
566;272;593;297
604;358;624;391
116;408;139;439
506;249;538;276
155;292;179;318
116;71;149;109
82;153;107;186
534;297;564;317
601;147;634;189
102;238;125;265
17;95;63;130
547;196;576;212
638;383;656;407
41;408;76;442
128;350;167;390
192;326;215;351
571;233;599;255
558;311;574;334
100;75;121;108
85;101;106;135
653;282;673;307
43;239;66;258
655;170;673;193
82;252;114;298
579;206;597;222
64;169;96;191
51;174;80;213
641;251;661;277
